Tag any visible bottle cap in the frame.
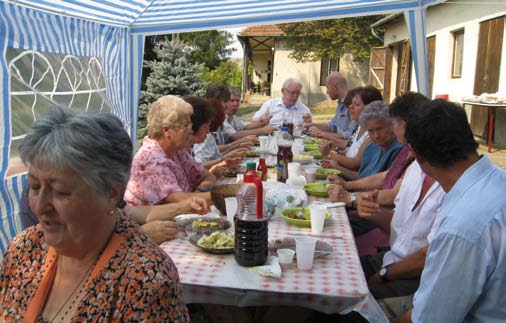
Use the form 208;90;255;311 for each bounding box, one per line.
281;127;289;132
246;162;256;170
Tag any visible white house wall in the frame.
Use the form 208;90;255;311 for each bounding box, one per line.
383;1;506;102
271;50;368;106
272;49;326;106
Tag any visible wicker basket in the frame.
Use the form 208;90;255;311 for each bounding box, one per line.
210;184;241;215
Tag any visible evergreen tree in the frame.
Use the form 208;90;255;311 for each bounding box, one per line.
137;38;206;143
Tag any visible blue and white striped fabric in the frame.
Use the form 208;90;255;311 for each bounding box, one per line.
8;0;445;34
0;0;445;259
0;2;139;259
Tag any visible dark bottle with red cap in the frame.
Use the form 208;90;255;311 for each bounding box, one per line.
234;162;268;267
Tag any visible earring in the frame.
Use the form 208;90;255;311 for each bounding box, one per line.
108;209;115;216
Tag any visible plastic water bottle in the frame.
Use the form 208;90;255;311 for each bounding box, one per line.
234;162;268;267
277;127;293;183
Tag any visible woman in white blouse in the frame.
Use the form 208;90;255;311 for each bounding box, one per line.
321;86;382;171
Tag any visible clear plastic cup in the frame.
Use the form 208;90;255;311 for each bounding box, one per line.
309;204;327;234
295;236;317;270
277;248;296;269
258;136;269;151
304;168;316;183
287;162;301;178
224;197;238;225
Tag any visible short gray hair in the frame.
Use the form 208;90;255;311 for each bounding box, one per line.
282;78;302;90
228;86;241;97
147;95;193;138
19;107;133;198
360;100;392;127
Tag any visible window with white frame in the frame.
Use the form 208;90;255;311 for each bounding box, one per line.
451;29;464;78
320;56;340;85
7;49;110;176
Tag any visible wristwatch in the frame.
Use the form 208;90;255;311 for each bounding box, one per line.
349;192;357;208
379;266;389;282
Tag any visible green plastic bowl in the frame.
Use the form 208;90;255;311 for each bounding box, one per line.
303;183;329;197
316;168;341;180
304;143;319;151
280;207;331;227
307;150;323;160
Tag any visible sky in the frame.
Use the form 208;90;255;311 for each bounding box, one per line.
223;27;244;58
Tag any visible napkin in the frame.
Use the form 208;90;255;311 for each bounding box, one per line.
250;256;282;279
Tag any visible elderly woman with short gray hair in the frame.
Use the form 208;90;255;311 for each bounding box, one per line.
125;95;216;206
0;107;189;322
329;100;402;181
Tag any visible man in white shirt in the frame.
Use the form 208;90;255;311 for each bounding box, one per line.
252;78;312;127
359;161;445;299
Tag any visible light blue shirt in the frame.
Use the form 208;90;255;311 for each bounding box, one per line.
327;101;356;139
192;133;223;163
412;156;506;323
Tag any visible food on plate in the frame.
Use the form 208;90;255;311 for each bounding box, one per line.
246;150;261;157
197;231;234;249
224;168;238;177
192;218;219;229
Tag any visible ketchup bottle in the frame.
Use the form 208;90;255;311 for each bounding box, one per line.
257;157;267;181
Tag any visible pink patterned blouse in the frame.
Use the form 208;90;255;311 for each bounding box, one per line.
124;137;205;206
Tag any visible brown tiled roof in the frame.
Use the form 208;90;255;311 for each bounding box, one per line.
238;25;284;36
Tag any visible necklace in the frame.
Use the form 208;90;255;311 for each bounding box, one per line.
48;257;95;322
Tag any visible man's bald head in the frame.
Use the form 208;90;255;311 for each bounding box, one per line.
325;72;347;100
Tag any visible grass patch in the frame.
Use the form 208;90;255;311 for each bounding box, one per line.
236;105;260;117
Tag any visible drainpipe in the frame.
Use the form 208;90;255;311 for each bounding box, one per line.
370;26;384;43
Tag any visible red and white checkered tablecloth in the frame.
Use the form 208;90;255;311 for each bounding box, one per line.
160;205;388;322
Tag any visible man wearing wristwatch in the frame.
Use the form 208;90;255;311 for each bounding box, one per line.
359;160;446;299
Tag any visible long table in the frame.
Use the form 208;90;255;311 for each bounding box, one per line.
160;165;388;322
461;100;506;152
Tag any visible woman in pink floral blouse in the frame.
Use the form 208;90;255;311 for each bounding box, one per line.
125;95;216;206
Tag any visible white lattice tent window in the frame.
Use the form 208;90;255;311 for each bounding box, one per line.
8;50;111;175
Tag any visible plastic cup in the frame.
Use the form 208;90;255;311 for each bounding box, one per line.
277;248;296;269
309;205;327;234
295;236;317;270
259;136;269;151
304;168;316;183
224;197;238;224
287;162;301;178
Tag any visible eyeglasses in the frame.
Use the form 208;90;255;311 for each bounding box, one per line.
176;121;192;130
283;88;301;96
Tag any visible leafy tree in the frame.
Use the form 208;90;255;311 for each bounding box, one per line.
202;60;242;89
179;30;235;70
280;16;384;62
137;38;206;143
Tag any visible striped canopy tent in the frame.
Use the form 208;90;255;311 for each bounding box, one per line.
0;0;444;257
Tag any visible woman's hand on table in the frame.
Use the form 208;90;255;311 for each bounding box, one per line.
327;184;352;206
308;126;323;137
142;220;179;244
181;197;209;215
224;157;242;168
321;158;338;169
319;139;332;156
327;174;346;187
225;148;248;159
356;190;380;217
